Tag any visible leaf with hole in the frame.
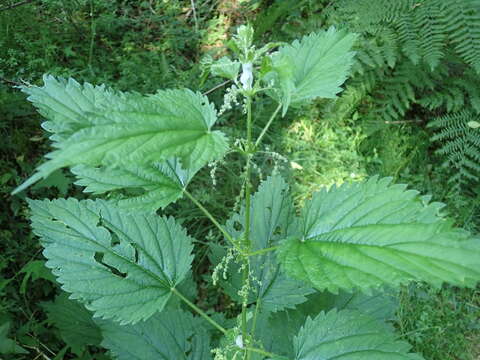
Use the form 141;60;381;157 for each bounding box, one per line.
29;198;194;324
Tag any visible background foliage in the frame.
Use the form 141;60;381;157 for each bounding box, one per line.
1;0;479;359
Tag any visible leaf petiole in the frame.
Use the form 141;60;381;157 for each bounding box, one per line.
171;287;227;334
241;346;289;360
254;103;282;149
183;189;243;254
245;246;279;257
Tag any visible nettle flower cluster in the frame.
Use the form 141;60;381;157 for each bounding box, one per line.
13;25;480;360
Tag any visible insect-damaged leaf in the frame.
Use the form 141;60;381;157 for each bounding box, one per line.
29;198;194;324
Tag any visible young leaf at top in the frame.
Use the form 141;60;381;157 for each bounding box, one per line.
293;309;423;359
265;27;357;115
100;309;212;360
216;174;314;313
72;158;196;212
13;75;228;194
210;56;241;81
278;177;480;293
29;198;194;324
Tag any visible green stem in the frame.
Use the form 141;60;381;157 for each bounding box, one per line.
88;0;96;74
190;0;199;32
246;246;279;257
241;262;249;360
244;95;253;249
171;287;227;334
254;103;282;149
245;293;263;359
251;298;261;341
242;95;254;359
183;189;242;254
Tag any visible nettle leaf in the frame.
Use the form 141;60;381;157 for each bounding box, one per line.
324;290;398;323
42;294;102;354
210;56;241;80
256;291;397;358
266;27;357;114
19;259;56;294
217;174;314;312
13;75;228;194
278;177;480;293
31;169;72;196
72;158;195;212
294;309;423;360
100;309;212;360
29;198;194;324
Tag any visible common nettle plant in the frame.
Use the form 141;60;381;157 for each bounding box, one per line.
13;25;480;359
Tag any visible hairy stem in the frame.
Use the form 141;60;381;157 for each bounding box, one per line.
171;287;227;334
244;95;253;250
254;103;282;149
183;189;242;254
250;298;261;345
247;299;262;360
242;95;254;359
88;0;96;75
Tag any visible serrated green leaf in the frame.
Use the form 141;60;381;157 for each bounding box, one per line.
100;309;212;360
294;309;423;359
29;198;194;324
72;158;195;212
278;177;480;293
13;75;228;194
211;56;241;80
324;290;398;323
32;169;71;196
19;260;56;294
0;322;28;355
216;174;313;313
42;293;102;354
266;27;357;114
255;290;397;358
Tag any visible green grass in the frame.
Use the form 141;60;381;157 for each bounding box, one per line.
397;284;480;360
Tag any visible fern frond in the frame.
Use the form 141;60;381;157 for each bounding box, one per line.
442;0;480;73
417;66;480;113
416;1;446;69
332;0;480;73
367;61;430;123
429;110;480;188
